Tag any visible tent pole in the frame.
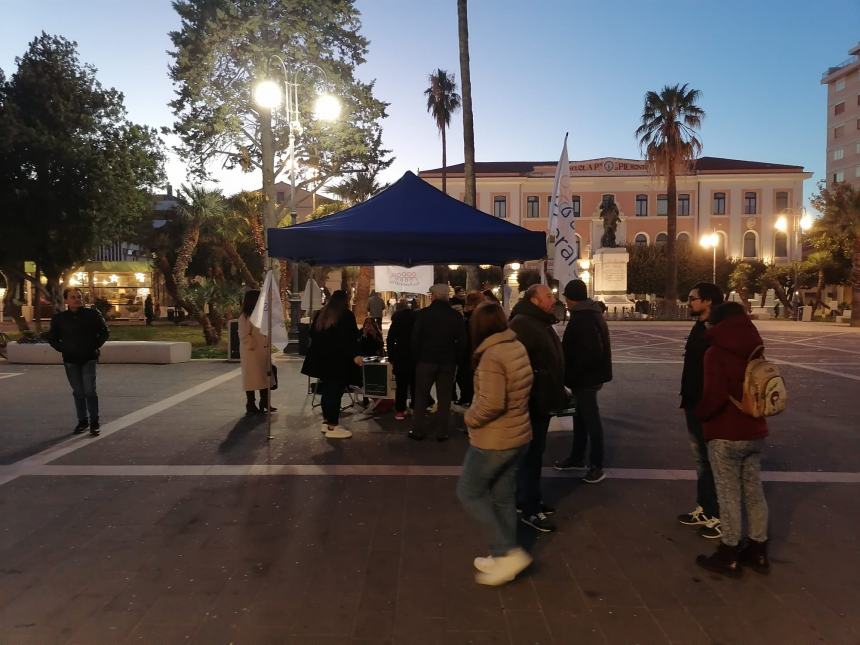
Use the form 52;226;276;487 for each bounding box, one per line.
267;270;274;440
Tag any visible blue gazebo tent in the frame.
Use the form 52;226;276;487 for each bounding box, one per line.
266;171;546;266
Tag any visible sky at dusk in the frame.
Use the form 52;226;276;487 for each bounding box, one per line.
1;0;858;208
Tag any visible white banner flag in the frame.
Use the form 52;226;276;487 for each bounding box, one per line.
250;271;289;351
548;134;579;290
373;265;434;293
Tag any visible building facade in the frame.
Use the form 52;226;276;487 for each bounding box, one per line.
822;42;860;190
420;157;811;264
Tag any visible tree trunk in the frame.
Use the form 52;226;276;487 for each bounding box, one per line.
814;268;825;313
0;271;30;332
664;168;678;315
224;241;260;289
279;259;290;324
770;278;793;318
172;227;200;296
441;126;447;195
852;237;860;327
458;0;476;208
353;266;372;325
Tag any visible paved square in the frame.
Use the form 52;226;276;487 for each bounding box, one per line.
1;321;859;644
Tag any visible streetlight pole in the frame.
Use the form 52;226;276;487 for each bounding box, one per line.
774;207;812;305
254;56;339;352
700;231;718;284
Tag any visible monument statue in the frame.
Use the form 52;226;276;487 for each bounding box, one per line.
599;197;621;248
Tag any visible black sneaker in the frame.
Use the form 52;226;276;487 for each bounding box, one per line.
521;512;556;533
539;502;556;516
73;420;88;434
583;467;605;484
89;419;101;436
553;457;586;471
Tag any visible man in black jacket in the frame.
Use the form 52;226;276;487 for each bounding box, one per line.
678;282;724;539
409;284;466;441
510;284;566;533
554;279;612;484
387;300;416;421
48;288;110;435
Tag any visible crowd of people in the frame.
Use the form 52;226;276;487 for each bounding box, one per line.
47;278;772;588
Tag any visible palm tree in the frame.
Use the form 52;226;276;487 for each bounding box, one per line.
457;0;480;291
424;69;461;195
173;184;226;344
636;84;704;311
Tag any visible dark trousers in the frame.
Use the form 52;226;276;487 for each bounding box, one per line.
394;368;414;412
455;362;473;404
319;380;346;426
516;411;551;516
64;360;99;422
413;362;455;437
684;408;720;517
569;387;604;468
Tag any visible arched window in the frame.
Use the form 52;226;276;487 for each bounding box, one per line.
677;232;690;252
655;233;668;248
743;231;758;258
774;231;788;258
634;233;648;248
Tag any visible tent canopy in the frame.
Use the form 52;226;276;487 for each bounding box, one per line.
267;171;546;266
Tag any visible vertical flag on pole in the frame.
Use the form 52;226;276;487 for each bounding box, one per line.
547;134;579;290
250;270;290;351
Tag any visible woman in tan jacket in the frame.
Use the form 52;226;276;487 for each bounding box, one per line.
456;302;534;586
239;290;275;415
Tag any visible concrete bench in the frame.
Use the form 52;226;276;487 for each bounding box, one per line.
7;341;192;364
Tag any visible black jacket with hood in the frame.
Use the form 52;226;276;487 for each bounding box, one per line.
509;299;566;415
562;299;612;389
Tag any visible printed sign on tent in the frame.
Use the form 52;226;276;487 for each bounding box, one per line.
373;265;434;292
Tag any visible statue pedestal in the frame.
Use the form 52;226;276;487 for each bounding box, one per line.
591;248;635;316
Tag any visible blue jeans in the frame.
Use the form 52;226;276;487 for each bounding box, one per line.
64;360;99;422
684;408;719;517
457;444;527;556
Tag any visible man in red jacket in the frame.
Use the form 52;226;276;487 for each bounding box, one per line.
694;302;770;576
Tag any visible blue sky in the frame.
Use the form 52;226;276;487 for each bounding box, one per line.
1;0;858;207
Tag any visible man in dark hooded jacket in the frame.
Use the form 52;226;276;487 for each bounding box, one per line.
554;279;612;484
509;284;566;533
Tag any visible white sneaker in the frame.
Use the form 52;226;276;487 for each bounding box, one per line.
325;426;352;439
474;547;532;586
473;556;495;573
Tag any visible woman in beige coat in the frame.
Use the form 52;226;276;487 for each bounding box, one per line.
456;302;534;586
239;290;275;415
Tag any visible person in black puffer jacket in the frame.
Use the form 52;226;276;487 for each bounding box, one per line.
48;287;110;435
554;279;612;484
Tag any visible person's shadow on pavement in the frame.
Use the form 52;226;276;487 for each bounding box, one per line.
218;415;266;454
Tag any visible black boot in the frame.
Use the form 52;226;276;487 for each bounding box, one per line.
73;419;88;434
258;389;277;413
738;539;770;574
245;391;259;416
89;418;101;436
696;542;741;577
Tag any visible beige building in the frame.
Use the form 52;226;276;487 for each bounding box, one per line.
420;157;811;264
822;42;860;189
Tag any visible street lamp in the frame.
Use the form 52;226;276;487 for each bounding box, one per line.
774;207;813;303
254;56;340;351
700;232;719;283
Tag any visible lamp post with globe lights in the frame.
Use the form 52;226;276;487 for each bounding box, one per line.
774;207;813;302
699;232;720;284
254;56;340;350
